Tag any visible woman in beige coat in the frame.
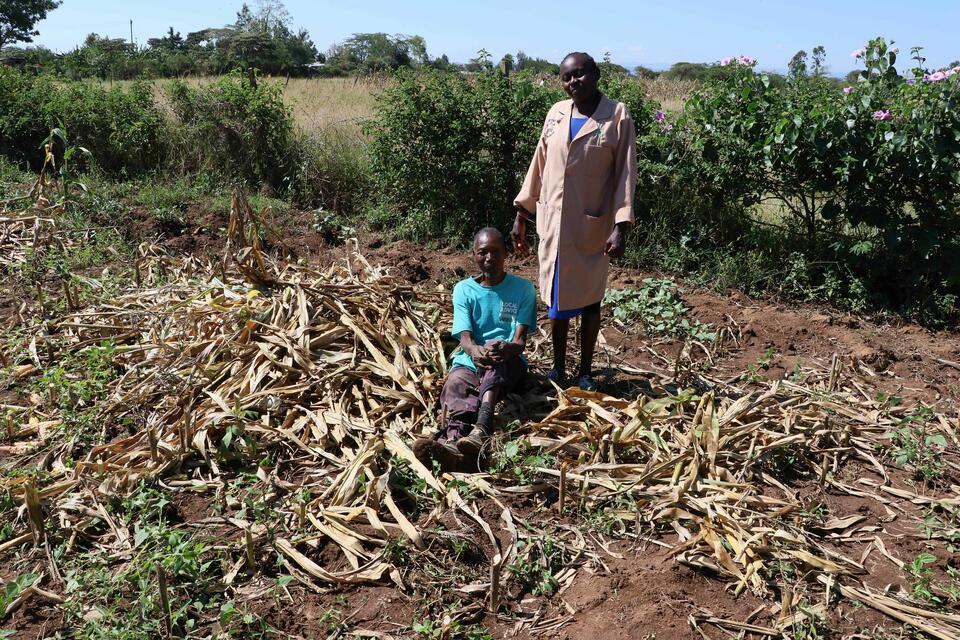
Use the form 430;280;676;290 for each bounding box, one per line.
512;52;637;390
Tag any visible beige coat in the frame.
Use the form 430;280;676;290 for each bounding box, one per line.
514;95;637;311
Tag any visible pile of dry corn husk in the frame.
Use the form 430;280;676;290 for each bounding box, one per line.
518;380;960;637
3;189;960;638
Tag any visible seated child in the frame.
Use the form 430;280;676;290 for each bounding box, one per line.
414;227;536;470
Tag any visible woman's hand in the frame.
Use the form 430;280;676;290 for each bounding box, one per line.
604;223;627;259
511;211;529;258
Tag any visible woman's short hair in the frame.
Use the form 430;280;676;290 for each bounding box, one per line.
561;52;599;74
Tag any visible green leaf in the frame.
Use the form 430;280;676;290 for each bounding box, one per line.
925;434;947;447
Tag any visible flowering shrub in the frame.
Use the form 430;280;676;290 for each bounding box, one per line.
629;37;959;321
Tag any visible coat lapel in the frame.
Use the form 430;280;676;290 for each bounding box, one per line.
570;95;615;145
555;101;571;165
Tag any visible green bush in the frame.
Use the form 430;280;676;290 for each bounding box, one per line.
45;81;166;176
165;72;293;188
366;68;560;243
628;39;959;324
0;68;166;176
366;67;661;245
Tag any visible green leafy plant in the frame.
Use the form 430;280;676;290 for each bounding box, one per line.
411;619;492;640
791;602;830;639
509;536;564;596
366;68;561;244
166;71;292;188
905;553;939;603
0;573;40;611
887;406;947;484
603;279;716;341
491;440;555;485
745;347;778;383
920;507;960;554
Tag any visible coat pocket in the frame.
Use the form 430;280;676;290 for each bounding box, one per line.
577;211;612;254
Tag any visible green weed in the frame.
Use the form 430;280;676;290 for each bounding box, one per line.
0;573;40;612
509;536;564;597
886;406;947;485
790;602;830;639
412;619;493;640
491;440;555;485
905;553;940;603
920;507;960;554
60;500;224;638
603;279;716;342
745;347;778;383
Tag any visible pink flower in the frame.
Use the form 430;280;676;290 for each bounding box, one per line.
872;110;891;121
946;69;956;78
654;110;666;122
929;71;947;82
851;48;865;59
738;55;756;66
720;57;731;66
843;86;854;94
662;123;674;132
905;78;916;85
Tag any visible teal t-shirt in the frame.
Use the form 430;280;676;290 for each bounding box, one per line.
450;273;537;371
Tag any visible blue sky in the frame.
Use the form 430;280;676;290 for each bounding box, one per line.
30;0;960;74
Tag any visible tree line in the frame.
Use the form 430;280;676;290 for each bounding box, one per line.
0;0;883;82
0;0;567;79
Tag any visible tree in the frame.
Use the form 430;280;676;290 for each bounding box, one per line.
811;45;827;77
0;0;62;50
252;0;290;34
788;50;808;78
147;27;184;51
514;50;558;74
328;33;424;73
599;52;629;76
428;53;452;71
405;34;427;65
633;65;658;79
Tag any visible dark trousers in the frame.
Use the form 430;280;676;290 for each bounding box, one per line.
436;358;526;442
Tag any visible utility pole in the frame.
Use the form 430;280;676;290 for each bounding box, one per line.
129;20;134;47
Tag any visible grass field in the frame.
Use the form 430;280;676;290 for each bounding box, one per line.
85;75;385;135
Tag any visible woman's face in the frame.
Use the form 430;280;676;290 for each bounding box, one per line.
559;55;599;103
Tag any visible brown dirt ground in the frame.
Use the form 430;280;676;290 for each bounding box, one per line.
3;204;959;639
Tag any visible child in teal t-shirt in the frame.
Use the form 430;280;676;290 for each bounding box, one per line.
413;228;537;472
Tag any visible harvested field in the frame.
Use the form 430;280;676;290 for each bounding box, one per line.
2;178;960;639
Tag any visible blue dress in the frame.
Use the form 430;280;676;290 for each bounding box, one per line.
547;117;592;320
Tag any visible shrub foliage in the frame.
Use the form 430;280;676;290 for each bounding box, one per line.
0;35;957;322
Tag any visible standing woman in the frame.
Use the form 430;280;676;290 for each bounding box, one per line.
511;52;637;390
